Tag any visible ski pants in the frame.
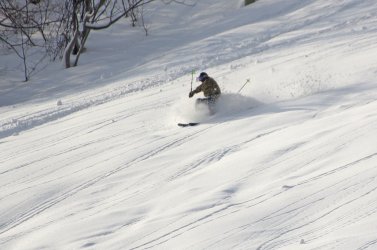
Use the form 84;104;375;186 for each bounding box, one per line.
195;96;219;114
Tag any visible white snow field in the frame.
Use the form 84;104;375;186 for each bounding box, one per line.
1;0;377;249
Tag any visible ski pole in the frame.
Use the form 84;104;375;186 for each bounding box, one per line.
190;69;195;92
238;78;251;93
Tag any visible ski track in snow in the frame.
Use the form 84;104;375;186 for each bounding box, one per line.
1;0;377;139
130;152;377;250
1;0;377;249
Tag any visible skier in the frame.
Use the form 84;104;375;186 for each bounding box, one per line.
189;72;221;113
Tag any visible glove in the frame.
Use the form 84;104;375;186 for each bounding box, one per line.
189;91;194;98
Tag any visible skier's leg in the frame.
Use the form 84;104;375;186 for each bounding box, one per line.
196;98;208;105
208;97;216;115
195;98;210;109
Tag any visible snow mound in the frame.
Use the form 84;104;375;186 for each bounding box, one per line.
215;93;260;116
170;93;260;125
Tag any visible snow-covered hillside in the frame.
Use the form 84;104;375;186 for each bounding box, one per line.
1;0;377;249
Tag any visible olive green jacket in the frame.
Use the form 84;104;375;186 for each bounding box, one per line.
193;77;221;98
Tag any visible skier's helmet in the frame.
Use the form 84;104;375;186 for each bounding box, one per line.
197;72;208;82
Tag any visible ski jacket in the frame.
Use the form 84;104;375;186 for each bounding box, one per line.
193;77;221;98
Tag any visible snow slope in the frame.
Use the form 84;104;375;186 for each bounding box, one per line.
1;0;377;249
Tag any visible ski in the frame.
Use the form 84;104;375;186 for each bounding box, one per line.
177;122;200;127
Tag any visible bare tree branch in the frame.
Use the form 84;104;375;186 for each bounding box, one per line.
1;0;192;78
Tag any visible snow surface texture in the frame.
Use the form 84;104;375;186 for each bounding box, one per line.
1;0;377;249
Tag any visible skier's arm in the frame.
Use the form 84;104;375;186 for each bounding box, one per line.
189;84;202;98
